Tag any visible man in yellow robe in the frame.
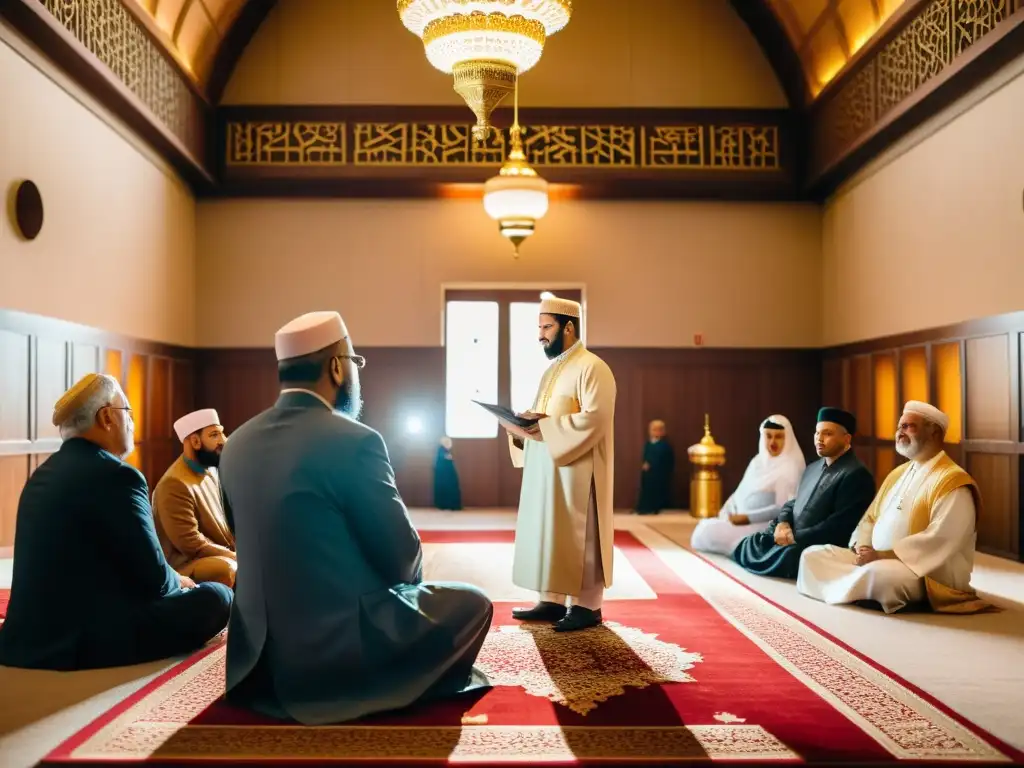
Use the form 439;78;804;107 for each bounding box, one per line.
797;401;994;614
502;296;617;633
152;409;236;588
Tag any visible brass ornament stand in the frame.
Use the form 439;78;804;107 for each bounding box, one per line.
686;414;726;519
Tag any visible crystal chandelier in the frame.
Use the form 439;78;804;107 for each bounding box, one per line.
482;75;548;258
398;0;572;141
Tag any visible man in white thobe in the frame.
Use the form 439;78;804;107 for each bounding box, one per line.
502;296;616;633
797;401;995;614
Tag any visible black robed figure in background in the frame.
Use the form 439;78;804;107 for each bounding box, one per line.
434;436;463;511
733;407;876;579
635;420;675;514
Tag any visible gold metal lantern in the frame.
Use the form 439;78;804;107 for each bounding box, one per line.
686;414;726;519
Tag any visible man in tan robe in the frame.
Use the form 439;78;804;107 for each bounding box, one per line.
152;408;236;588
798;401;995;614
502;296;617;632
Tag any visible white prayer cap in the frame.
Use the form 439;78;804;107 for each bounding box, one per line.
539;296;581;318
274;311;349;361
174;408;221;442
903;400;949;432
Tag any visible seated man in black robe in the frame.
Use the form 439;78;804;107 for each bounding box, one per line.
0;374;232;671
733;407;875;580
635;419;675;514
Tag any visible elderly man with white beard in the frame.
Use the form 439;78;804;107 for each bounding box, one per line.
797;401;995;615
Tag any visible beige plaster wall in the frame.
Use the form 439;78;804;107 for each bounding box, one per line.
0;31;197;347
195;198;822;348
223;0;787;108
822;60;1024;346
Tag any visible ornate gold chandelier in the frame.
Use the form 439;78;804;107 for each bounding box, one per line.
398;0;572;141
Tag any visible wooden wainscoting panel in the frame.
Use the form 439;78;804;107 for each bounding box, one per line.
823;357;843;408
965;335;1011;442
0;330;31;450
171;358;197;425
900;346;929;405
0;455;30;548
873;352;898;440
149;358;172;440
874;446;900;487
852;444;874;476
934;341;963;443
848;355;873;435
968;452;1018;558
193;346;822;511
105;348;123;382
72;343;100;383
35;337;68;443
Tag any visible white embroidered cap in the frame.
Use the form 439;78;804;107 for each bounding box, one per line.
539;296;581;318
903;400;950;432
174;408;221;442
274;311;348;361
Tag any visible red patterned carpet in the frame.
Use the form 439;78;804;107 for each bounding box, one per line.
0;587;8;619
40;531;1022;765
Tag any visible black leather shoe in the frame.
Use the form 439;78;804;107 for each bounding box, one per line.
553;606;603;632
511;601;567;622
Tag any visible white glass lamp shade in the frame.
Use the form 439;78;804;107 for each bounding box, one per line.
483;174;549;222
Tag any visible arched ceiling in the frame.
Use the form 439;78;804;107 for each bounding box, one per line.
124;0;248;88
767;0;909;96
127;0;908;104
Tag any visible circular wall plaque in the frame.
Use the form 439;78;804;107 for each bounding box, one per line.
13;180;44;240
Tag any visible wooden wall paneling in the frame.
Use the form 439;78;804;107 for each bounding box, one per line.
34;336;68;453
147;357;175;485
823;357;843;408
0;329;32;456
874;446;898;487
873;352;898;440
965;334;1012;442
968;452;1019;558
933;341;963;443
900;346;929;405
123;353;148;474
72;343;100;383
171;358;197;428
0;456;31;548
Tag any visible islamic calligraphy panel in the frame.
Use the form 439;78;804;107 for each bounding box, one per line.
812;0;1018;178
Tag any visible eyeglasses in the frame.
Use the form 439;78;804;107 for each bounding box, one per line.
103;405;134;419
336;354;366;369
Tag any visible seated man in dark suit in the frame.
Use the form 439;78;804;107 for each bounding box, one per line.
0;374;232;671
219;310;493;726
733;407;876;580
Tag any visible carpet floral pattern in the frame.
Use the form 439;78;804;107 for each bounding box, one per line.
41;530;1023;765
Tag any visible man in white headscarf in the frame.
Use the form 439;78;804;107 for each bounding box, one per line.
690;415;805;555
797;401;994;614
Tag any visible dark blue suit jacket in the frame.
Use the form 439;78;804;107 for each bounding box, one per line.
0;438;181;669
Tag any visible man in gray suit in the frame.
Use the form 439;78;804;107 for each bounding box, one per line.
218;310;492;725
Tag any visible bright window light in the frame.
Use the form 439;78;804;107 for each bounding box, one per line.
445;300;499;438
510;301;551;414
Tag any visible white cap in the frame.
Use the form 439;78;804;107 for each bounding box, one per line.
274;311;348;361
903;400;950;432
174;408;221;442
539;296;581;318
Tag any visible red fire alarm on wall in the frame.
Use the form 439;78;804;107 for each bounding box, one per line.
694;333;704;347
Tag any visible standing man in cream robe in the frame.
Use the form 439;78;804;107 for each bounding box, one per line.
502;296;616;633
798;401;993;614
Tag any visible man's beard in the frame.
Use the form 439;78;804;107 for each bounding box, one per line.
543;333;566;360
196;447;221;467
335;376;363;420
895;436;920;460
